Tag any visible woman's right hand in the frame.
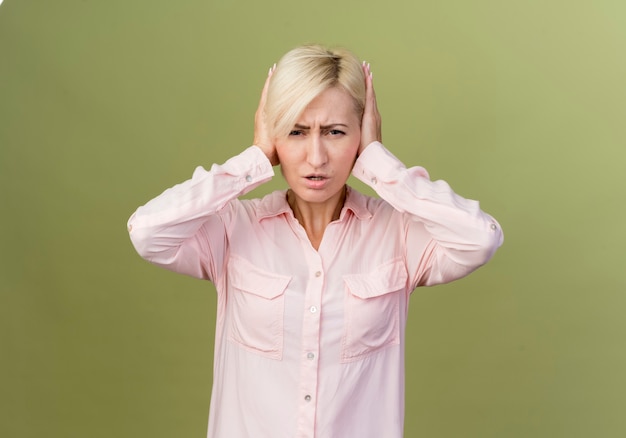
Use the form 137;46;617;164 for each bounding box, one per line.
253;65;279;166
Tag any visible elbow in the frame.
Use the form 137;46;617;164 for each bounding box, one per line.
127;213;159;262
450;219;504;269
126;215;193;271
127;222;154;262
474;219;504;266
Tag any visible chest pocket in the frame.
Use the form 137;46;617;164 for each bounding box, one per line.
227;255;291;360
341;258;408;362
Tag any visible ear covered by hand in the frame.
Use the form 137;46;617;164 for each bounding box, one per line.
253;61;382;165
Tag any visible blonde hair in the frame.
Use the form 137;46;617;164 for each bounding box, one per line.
266;44;366;138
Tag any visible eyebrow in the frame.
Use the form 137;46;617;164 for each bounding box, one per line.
294;123;349;130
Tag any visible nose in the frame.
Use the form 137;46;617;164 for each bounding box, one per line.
306;135;328;168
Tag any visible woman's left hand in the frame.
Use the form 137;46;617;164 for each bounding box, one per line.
359;62;382;155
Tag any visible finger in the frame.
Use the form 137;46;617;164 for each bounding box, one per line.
258;64;276;108
360;61;382;146
362;62;378;114
258;70;270;108
254;65;279;164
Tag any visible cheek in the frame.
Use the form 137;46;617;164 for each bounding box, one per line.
274;143;288;162
275;146;297;177
341;139;360;165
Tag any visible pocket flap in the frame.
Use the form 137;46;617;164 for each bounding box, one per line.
343;258;408;299
228;255;291;299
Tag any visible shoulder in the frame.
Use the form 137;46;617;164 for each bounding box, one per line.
234;190;291;220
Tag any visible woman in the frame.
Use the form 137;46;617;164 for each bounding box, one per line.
128;44;503;438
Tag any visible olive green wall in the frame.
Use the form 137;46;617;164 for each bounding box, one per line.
1;1;625;437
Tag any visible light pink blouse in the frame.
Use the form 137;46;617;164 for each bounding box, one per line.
128;142;503;438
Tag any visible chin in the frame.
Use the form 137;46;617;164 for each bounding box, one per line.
296;185;346;204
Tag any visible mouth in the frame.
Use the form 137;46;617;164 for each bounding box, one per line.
303;174;329;189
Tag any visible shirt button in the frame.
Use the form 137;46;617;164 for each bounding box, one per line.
371;177;378;184
490;223;497;230
127;224;133;232
307;352;315;360
309;306;317;313
245;175;252;182
304;395;312;402
315;271;322;277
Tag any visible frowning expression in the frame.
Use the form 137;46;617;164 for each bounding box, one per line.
275;87;361;208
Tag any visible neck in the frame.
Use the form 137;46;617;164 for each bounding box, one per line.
287;186;347;250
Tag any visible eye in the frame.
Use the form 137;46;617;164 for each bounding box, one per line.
329;129;346;136
289;130;304;136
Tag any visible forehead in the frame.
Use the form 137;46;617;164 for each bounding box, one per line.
298;87;360;124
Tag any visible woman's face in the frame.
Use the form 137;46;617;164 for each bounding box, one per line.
276;87;361;208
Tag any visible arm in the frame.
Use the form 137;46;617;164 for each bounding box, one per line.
355;62;503;287
127;67;278;281
353;142;503;287
127;146;274;280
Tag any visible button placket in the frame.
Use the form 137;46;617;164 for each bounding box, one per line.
297;261;324;431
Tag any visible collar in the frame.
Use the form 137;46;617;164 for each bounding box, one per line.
255;186;374;222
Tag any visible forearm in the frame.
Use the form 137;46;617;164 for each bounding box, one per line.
353;142;503;269
127;146;274;271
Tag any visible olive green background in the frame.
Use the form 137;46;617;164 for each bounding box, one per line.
1;0;625;437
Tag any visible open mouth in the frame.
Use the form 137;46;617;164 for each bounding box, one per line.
306;176;325;181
